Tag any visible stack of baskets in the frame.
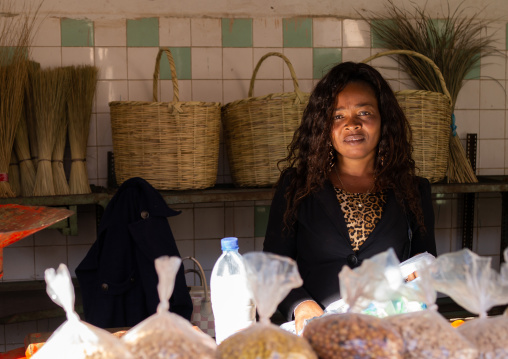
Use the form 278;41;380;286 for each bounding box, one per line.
109;48;221;190
362;50;452;183
222;52;310;187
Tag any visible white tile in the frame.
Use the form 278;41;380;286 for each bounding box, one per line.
224;207;235;237
73;210;97;245
127;47;159;80
282;48;312;80
285;78;314;94
34;246;67;280
485;21;506;52
176;240;195;259
253;18;283;47
0;325;4;345
450;227;463;253
479;110;505;139
94;19;126;47
191;47;222;79
433;195;453;229
238;237;255;253
168;209;194;240
453;110;479;140
480;79;505;109
5;321;37;346
435;228;451;256
223;48;253;80
67;244;92;277
368;48;399;80
254;237;264;251
253;48;284;80
249;80;283;98
97;145;113;180
478;139;504;169
32;17;61;46
61;47;94;66
34;228;66;246
128;80;152;101
2;247;35;280
87;114;97;147
194;207;225;239
233;206;254;238
223;79;250;104
194;239;222;271
191;80;223;103
30;47;62;68
477;195;502;227
95;47;127;80
96;80;128;113
8;234;34;248
341;48;371;63
160;18;191;47
506;139;508;169
343;19;370;47
190;18;222;47
455;80;480;110
481;53;506;80
86;145;98;181
478;168;505;176
96;113;112;146
313;18;341;47
476;227;501;256
159;79;192;102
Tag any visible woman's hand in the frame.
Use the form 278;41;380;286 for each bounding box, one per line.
294;300;324;334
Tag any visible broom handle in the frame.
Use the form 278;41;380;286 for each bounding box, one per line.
153;47;179;102
249;52;307;103
361;49;452;102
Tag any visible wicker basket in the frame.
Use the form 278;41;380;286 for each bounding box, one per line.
362;50;452;183
222;52;310;187
109;48;221;190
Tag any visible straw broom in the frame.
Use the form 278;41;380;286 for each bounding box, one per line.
14;107;36;196
8;151;21;197
25;61;41;169
32;67;70;196
365;0;498;183
67;65;99;194
52;109;70;195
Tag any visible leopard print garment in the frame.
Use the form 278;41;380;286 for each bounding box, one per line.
334;188;386;251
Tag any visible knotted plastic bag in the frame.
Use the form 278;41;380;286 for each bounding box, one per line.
32;264;133;359
429;248;508;358
217;252;317;359
303;249;405;359
122;256;216;358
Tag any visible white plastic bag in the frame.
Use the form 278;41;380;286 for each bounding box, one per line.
33;264;133;359
217;252;317;359
122;256;216;358
429;248;508;358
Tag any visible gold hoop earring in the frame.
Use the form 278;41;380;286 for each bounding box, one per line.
328;143;335;169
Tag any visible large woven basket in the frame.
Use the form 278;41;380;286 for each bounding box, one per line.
362;50;452;183
222;52;310;187
109;48;221;190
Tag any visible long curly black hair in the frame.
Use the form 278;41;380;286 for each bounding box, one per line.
279;61;424;231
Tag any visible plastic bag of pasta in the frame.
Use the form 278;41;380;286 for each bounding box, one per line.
122;256;216;359
429;249;508;359
217;252;317;359
384;254;478;359
303;249;405;359
32;264;133;359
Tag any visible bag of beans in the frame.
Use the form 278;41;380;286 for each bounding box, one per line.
428;248;508;359
32;264;133;359
217;252;317;359
122;256;217;359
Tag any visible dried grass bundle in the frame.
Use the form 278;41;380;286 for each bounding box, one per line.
52;110;70;195
8;151;21;197
32;67;70;196
365;0;498;183
25;61;41;169
67;65;99;194
14;111;36;196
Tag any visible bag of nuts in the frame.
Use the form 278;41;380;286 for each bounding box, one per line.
428;249;508;359
32;264;134;359
122;256;217;359
217;252;318;359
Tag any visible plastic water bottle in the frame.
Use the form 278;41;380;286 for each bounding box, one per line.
210;237;256;344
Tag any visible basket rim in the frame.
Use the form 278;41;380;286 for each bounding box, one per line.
222;91;310;109
109;100;222;107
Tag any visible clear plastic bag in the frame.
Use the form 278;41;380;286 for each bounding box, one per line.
32;264;133;359
217;252;317;359
122;256;216;358
428;248;508;358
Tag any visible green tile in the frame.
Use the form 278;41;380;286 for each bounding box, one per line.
158;47;191;80
61;18;94;47
371;19;395;48
127;17;159;47
0;47;29;65
222;18;253;47
313;48;342;79
254;205;271;237
465;54;481;80
283;18;312;48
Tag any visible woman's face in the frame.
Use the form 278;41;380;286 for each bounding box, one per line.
330;81;381;164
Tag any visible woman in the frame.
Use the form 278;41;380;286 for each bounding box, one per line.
263;62;437;333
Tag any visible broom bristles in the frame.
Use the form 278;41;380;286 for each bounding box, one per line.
9;151;21;197
14;111;36;196
52;113;70;195
447;135;478;183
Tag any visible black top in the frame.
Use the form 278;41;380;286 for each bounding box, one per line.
263;169;437;321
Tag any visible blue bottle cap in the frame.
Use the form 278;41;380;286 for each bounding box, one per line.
221;237;239;251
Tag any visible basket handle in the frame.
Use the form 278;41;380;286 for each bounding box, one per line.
182;256;209;302
361;50;451;102
153;47;179;102
249;52;307;104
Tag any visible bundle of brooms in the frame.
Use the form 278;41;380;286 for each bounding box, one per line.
365;0;499;183
66;65;99;194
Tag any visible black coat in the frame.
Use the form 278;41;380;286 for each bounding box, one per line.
75;177;193;328
263;170;436;321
